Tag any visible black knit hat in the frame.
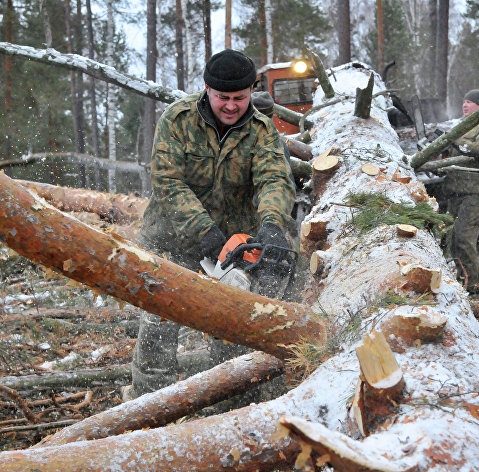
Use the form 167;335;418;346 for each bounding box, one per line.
464;89;479;106
251;91;275;117
204;49;256;92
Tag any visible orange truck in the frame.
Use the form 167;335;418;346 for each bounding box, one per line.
254;59;316;134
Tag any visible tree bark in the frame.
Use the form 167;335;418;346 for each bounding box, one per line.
435;0;449;102
85;0;100;167
264;0;273;63
225;0;232;49
203;0;212;61
143;0;157;171
273;103;314;129
0;365;131;391
0;42;186;104
0;172;327;360
15;179;148;224
377;0;384;75
336;0;351;65
37;351;283;446
354;72;374;118
105;0;117;193
306;47;335;99
281;136;313;162
3;0;13;159
0;151;143;172
175;0;185;91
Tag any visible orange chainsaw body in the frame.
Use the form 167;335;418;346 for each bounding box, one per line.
218;234;261;264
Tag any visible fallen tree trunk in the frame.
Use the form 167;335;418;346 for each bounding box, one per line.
418;154;477;172
16;179;148;224
37;351;283;447
2;62;479;471
281;136;313;161
0;173;327;360
410;109;479;169
0;365;132;390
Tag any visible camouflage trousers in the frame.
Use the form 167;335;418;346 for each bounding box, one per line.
131;209;248;396
447;194;479;291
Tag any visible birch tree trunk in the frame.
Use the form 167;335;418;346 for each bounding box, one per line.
106;0;117;192
4;0;13;159
85;0;100;168
264;0;273;64
1;63;479;471
142;0;157;196
181;0;195;92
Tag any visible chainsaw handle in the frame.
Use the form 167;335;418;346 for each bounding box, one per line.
220;242;263;270
220;242;298;275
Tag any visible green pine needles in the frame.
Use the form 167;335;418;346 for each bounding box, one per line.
345;192;453;235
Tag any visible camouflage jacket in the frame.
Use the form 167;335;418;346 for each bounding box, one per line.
145;90;295;253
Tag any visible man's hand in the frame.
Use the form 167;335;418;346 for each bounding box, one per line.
201;226;227;260
248;223;291;298
247;222;289;252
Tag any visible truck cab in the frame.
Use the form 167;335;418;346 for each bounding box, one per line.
254;59;316;134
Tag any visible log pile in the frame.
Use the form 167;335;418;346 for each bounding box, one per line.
1;62;479;471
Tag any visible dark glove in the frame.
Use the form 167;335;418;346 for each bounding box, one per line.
247;222;289;251
248;223;290;297
201;226;227;260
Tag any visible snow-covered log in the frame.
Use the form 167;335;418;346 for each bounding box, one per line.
2;63;479;471
0;42;186;104
36;351;283;446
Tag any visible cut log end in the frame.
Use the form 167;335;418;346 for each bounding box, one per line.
354;330;405;436
361;163;379;176
396;224;418;238
313;154;339;172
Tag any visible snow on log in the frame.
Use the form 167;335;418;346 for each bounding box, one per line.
0;173;326;361
36;351;284;446
280;416;421;472
0;42;186;104
2;62;479;471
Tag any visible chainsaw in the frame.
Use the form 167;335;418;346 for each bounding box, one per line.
200;233;298;300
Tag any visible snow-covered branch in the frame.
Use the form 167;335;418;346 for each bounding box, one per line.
0;42;186;104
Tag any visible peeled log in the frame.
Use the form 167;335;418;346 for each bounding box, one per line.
0;173;327;360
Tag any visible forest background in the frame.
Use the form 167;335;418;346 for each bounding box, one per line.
0;0;478;190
